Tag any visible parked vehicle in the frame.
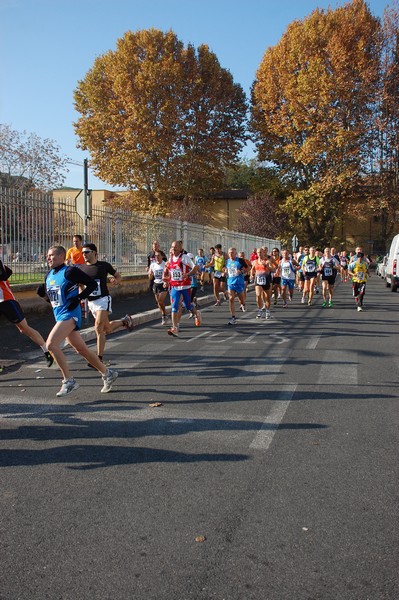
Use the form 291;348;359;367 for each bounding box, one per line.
377;255;388;279
385;234;399;292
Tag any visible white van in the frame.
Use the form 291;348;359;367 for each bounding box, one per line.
385;234;399;292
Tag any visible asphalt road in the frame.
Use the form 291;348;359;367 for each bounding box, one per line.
0;276;398;600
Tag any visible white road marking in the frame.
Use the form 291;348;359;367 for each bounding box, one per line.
306;333;322;350
249;384;297;450
185;330;211;342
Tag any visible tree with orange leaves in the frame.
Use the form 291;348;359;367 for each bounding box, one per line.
251;0;381;246
74;29;247;215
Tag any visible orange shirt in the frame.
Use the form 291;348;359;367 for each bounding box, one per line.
66;246;85;264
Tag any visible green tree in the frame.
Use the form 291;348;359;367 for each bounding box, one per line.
0;124;68;191
251;0;381;246
74;29;248;214
223;158;286;196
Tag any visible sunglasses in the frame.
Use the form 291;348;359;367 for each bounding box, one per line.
82;250;93;254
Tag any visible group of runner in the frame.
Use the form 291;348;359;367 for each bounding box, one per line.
0;236;371;398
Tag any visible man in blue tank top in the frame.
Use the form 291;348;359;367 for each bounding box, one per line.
38;245;118;397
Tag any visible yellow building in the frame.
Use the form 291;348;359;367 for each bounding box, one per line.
53;187;386;253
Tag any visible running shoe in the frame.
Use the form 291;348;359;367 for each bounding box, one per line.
315;288;319;294
265;310;271;319
188;312;194;319
228;316;237;325
256;309;263;319
301;297;305;304
288;295;293;302
308;300;312;306
56;378;79;397
167;327;179;337
161;316;167;325
240;304;246;312
357;306;363;312
122;314;134;331
44;351;54;368
328;300;333;307
214;301;221;306
322;301;327;307
101;369;119;393
195;311;201;326
283;302;287;308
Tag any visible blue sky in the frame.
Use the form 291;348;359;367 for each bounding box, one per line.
1;0;389;190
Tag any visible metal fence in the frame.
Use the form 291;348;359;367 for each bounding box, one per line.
0;187;281;283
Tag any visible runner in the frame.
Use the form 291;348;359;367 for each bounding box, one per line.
297;246;308;294
224;247;248;325
301;246;320;305
280;250;300;307
40;245;118;396
147;240;167;301
339;251;349;282
348;251;369;311
319;247;340;307
66;234;85;265
238;251;252;307
148;250;169;324
78;243;134;364
162;241;200;336
0;259;53;367
206;243;228;306
251;247;275;319
270;248;282;305
187;253;201;323
195;248;207;291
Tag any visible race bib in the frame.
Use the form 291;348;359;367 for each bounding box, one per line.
357;271;366;281
214;270;223;279
282;267;291;278
256;275;267;286
154;268;163;280
47;285;62;307
306;263;315;272
324;267;332;277
171;268;183;281
90;279;101;297
228;266;238;277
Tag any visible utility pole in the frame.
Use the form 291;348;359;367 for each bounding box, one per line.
83;158;89;241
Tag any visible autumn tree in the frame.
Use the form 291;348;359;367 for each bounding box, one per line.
251;0;381;246
363;4;399;249
74;29;248;215
0;124;69;191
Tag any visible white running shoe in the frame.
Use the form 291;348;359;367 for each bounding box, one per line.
56;378;79;397
256;310;262;319
122;314;134;331
240;304;246;312
265;310;271;319
357;306;363;312
301;297;305;304
101;369;118;393
228;316;237;325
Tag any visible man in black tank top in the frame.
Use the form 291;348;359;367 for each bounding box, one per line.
78;243;134;365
